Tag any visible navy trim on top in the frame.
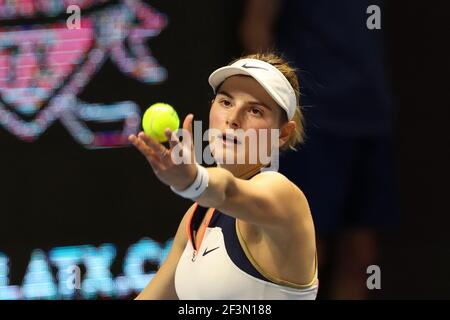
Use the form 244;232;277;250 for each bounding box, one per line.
191;205;274;284
190;171;274;283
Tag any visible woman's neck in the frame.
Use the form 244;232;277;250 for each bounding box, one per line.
217;163;265;180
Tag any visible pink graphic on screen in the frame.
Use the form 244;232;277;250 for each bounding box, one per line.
0;0;167;148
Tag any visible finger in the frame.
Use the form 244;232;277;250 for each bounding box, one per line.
128;134;137;143
133;137;167;172
138;132;174;162
182;114;196;157
183;114;194;138
138;131;168;155
129;134;170;178
129;134;153;157
165;128;180;150
129;134;162;162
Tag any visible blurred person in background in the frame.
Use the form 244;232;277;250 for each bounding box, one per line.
240;0;398;299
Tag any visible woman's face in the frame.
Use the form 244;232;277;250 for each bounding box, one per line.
208;75;291;167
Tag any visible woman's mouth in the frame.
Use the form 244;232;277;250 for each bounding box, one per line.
220;133;241;145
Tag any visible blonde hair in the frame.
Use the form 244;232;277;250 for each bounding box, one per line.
230;53;305;151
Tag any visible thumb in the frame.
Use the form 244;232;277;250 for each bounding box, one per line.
183;114;194;137
182;114;196;163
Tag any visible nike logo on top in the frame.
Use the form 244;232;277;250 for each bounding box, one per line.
202;246;220;256
241;63;268;71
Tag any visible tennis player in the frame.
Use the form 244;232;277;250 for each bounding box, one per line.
129;53;318;299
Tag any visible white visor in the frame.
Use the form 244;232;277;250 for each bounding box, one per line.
208;58;297;120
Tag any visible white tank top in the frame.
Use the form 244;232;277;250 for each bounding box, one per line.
174;203;318;300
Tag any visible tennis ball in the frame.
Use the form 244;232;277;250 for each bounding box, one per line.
142;103;180;142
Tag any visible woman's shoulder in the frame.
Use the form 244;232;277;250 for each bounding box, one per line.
257;169;289;181
254;170;304;196
172;202;198;247
252;170;311;221
180;202;197;227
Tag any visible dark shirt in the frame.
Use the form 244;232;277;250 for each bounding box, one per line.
276;0;394;136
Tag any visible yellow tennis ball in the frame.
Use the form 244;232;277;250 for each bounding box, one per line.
142;103;180;142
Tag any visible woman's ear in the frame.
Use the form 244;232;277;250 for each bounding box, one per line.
279;120;296;148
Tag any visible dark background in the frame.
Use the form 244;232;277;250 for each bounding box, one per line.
0;0;448;299
379;1;449;299
0;0;246;296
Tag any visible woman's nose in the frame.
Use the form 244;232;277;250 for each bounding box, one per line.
226;108;241;129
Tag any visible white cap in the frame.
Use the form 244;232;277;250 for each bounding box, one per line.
208;58;297;120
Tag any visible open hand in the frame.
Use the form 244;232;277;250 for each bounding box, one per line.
129;114;198;191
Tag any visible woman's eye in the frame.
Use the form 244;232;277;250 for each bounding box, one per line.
250;107;262;116
220;100;231;107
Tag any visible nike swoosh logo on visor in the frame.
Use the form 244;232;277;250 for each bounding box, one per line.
241;63;268;71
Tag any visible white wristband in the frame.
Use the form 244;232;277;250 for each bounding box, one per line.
170;164;209;200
